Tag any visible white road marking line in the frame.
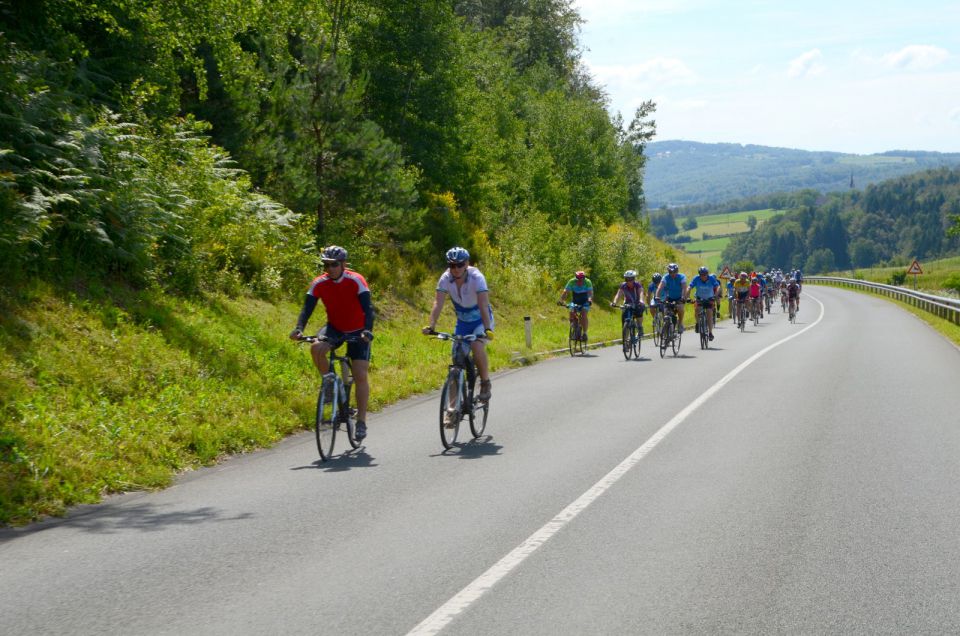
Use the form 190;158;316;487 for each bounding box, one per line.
407;295;825;635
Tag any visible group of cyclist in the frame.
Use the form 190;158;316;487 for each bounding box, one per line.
592;265;804;345
289;243;804;444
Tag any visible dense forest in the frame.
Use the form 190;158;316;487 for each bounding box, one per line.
720;168;960;273
644;141;960;209
0;0;658;300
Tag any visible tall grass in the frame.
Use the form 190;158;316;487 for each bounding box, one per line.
1;232;707;525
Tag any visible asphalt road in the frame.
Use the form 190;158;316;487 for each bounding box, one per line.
3;286;960;635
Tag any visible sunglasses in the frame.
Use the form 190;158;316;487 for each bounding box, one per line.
448;262;466;269
322;261;342;269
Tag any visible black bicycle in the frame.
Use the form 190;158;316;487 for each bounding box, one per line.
651;302;663;348
658;300;685;358
561;302;588;356
614;302;644;360
425;331;489;449
694;298;713;350
297;335;364;461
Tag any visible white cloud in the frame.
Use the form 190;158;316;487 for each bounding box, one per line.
788;49;824;78
880;45;949;71
588;57;698;88
574;0;700;23
950;108;960;125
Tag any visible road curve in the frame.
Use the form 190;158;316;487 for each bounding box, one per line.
3;285;960;635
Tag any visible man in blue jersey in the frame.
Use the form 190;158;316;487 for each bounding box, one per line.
685;266;721;341
655;263;688;332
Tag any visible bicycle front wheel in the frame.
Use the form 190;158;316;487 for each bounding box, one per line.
622;322;632;360
568;321;577;357
315;378;339;461
342;382;359;449
652;313;662;347
659;319;670;358
699;311;708;350
632;321;641;358
672;322;682;356
439;369;464;449
469;377;488;438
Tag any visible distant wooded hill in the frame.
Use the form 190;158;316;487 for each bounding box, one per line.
645;140;960;208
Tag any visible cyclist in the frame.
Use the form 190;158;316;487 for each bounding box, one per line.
733;272;751;322
290;245;374;441
726;276;735;319
685;266;720;341
646;272;664;320
610;270;646;326
655;263;688;332
749;276;762;319
755;272;766;318
786;277;800;313
559;271;594;342
423;246;494;403
794;268;803;293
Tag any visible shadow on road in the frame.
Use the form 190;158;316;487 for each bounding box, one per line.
291;447;378;472
0;503;254;539
430;436;503;459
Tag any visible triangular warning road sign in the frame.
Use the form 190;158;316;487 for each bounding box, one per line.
719;266;733;279
906;259;923;275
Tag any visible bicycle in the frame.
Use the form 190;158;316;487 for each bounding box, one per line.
658;299;686;358
788;296;797;323
561;302;588;356
735;296;748;332
297;335;364;461
651;303;663;349
425;331;489;450
693;298;713;350
614;302;644;360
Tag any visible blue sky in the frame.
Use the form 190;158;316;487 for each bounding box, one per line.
572;0;960;154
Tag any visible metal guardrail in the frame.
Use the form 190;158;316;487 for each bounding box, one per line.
806;276;960;325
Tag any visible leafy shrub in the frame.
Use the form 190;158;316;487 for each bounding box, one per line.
889;271;907;286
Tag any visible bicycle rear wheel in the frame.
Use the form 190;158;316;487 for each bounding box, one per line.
315;378;338;461
439;369;465;449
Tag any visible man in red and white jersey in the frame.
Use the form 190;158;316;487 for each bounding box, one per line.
289;245;374;441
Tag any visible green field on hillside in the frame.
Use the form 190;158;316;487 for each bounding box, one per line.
673;208;786;270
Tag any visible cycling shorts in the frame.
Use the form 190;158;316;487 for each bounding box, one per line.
318;324;371;361
455;305;494;338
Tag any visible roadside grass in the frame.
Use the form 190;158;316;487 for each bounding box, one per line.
837;256;960;296
2;238;705;525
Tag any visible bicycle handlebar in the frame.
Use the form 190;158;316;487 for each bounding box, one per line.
423;330;481;342
295;333;371;344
